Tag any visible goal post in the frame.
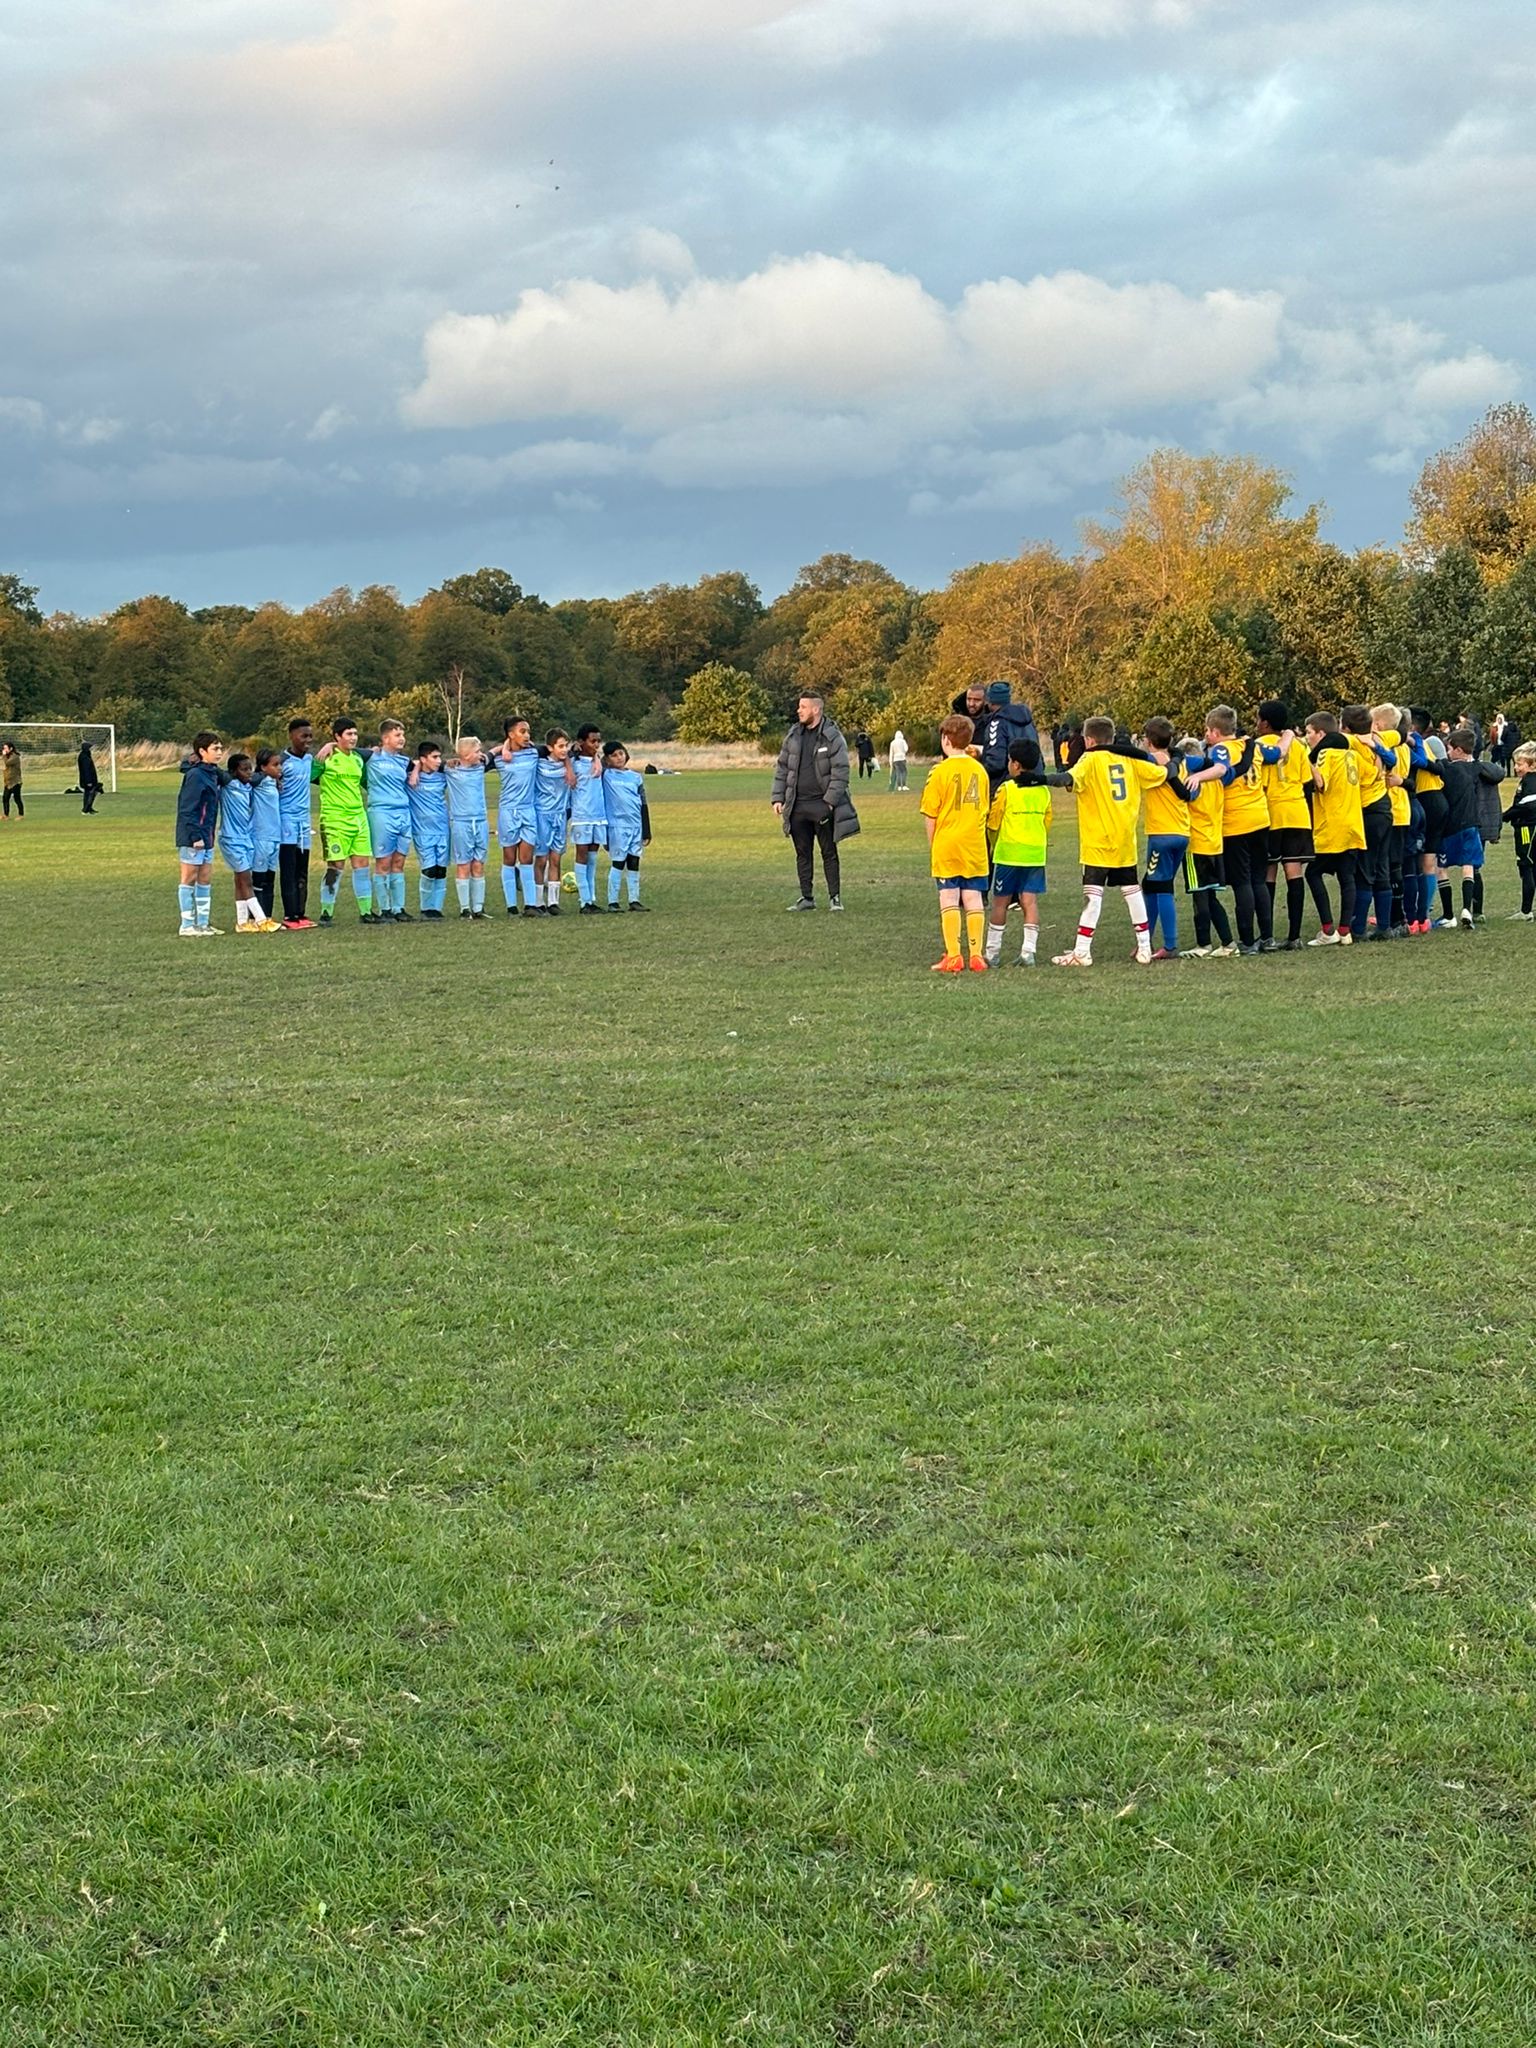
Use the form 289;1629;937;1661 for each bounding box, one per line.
0;722;116;795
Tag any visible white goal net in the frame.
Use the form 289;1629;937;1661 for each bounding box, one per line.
0;722;117;796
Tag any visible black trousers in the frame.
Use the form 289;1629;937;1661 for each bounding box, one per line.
2;783;20;817
790;809;839;900
279;843;310;921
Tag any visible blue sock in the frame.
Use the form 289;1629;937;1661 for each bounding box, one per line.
434;876;448;912
178;882;195;924
470;874;486;913
574;858;593;906
626;866;641;903
320;873;339;913
353;870;373;916
1160;892;1179;949
608;865;622;905
501;864;518;909
456;876;470;911
518;862;537;908
585;854;599;903
194;883;211;928
1375;886;1393;931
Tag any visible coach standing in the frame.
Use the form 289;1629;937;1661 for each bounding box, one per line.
772;692;859;911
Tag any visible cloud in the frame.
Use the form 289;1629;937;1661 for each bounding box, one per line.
403;256;1282;435
764;0;1216;64
306;404;352;442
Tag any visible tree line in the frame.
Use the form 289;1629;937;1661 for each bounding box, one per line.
4;403;1536;753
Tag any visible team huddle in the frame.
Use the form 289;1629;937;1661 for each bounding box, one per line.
173;715;653;936
920;699;1530;971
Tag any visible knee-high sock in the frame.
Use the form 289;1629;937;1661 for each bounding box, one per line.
574;858;593;906
608;863;623;905
940;905;962;956
178;881;195;925
1122;886;1151;950
965;908;984;957
584;853;599;904
1285;875;1306;943
320;871;339;912
501;863;518;909
456;876;471;910
1473;870;1485;916
626;865;641;903
1439;879;1453;919
470;874;486;912
194;882;211;928
1075;885;1104;959
352;868;372;915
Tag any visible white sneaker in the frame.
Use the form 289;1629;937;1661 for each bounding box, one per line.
1184;944;1211;958
178;924;198;938
1434;917;1458;929
1307;930;1341;946
1052;950;1091;967
1210;943;1238;957
1134;947;1153;965
1507;911;1533;921
196;925;224;937
1460;909;1474;928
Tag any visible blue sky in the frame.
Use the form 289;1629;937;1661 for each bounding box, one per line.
0;0;1530;615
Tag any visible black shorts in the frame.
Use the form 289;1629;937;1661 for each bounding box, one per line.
1309;850;1357;876
1224;825;1269;880
1268;826;1314;862
1083;863;1138;887
1185;851;1226;891
1418;789;1449;854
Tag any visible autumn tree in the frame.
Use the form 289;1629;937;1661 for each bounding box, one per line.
1367;548;1484;720
1120;607;1256;735
675;663;771;744
1463;551;1536;728
923;546;1100;725
1407;402;1536;583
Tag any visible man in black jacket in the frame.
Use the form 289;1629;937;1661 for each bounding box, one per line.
771;693;859;910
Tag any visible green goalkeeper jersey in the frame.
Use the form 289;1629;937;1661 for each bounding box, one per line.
314;748;367;826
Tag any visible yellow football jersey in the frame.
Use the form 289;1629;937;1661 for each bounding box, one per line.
1377;730;1411;825
1070;750;1165;869
1312;744;1365;854
1143;772;1190;838
1259;735;1312;831
921;752;991;877
1186;775;1224;855
1213;737;1268;835
1347;731;1386;809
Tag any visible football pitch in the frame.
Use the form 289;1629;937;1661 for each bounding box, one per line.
4;769;1535;2046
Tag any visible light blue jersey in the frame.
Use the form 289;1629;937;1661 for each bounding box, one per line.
219;777;255;872
604;766;646;858
497;743;539;846
535;755;573;856
570;754;606;839
409;765;450;864
251;775;281;871
365;745;413;859
278;749;315;850
446;755;492;864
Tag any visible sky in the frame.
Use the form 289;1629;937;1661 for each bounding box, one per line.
0;0;1531;616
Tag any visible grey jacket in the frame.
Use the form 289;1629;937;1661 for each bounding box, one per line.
771;718;860;842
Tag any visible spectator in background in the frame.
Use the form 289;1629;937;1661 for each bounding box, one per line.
888;728;910;791
854;729;876;780
77;741;103;814
1491;711;1521;768
1;740;21;819
771;691;859;911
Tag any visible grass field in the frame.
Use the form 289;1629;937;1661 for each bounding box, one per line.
4;769;1536;2046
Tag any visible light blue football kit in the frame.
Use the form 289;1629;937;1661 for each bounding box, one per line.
365;747;414;860
445;756;491;913
250;774;281;874
535;755;573;857
604;765;647;906
218;776;255;873
409;764;450;914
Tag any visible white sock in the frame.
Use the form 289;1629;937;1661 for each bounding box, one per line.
547;877;561;906
1023;925;1039;959
1123;886;1151;952
983;922;1003;961
1075;886;1104;959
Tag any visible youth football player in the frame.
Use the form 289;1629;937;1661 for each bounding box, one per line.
1370;703;1413;932
175;732;224;937
1177;739;1237;957
534;730;576;915
983;739;1053;965
312;717;375;923
445;733;493;918
366;719;415;921
1054;716;1165;968
496;717;540;915
1303;713;1364;945
1138;716;1195;958
1256;701;1314;949
601;742;650;909
569;724;606;913
219;752;270;930
408;739;451;918
277;716;316;928
251;748;284;924
1205;704;1274;953
1437;729;1505;927
1340;705;1394;941
1409;709;1451;927
920;714;991;972
1504;742;1536;919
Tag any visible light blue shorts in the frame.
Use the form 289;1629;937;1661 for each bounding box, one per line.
178;846;214;869
369;814;412;861
219;838;254;875
451;819;488;864
608;833;643;863
498;806;537;849
252;839;279;874
536;812;568;857
570;816;607;847
414;836;450;871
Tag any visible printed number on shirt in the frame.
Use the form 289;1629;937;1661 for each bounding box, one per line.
1108;763;1128;801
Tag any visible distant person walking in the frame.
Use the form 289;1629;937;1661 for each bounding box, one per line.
855;729;876;780
77;742;103;813
888;728;909;791
1;740;21;819
771;691;859;911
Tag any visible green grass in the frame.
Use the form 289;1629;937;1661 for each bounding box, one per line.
3;770;1535;2045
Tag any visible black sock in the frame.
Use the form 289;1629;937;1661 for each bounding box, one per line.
1286;875;1305;942
1463;877;1475;913
1473;872;1485;916
1439;882;1453;919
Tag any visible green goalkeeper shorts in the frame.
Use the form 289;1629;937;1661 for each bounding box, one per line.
322;815;372;860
